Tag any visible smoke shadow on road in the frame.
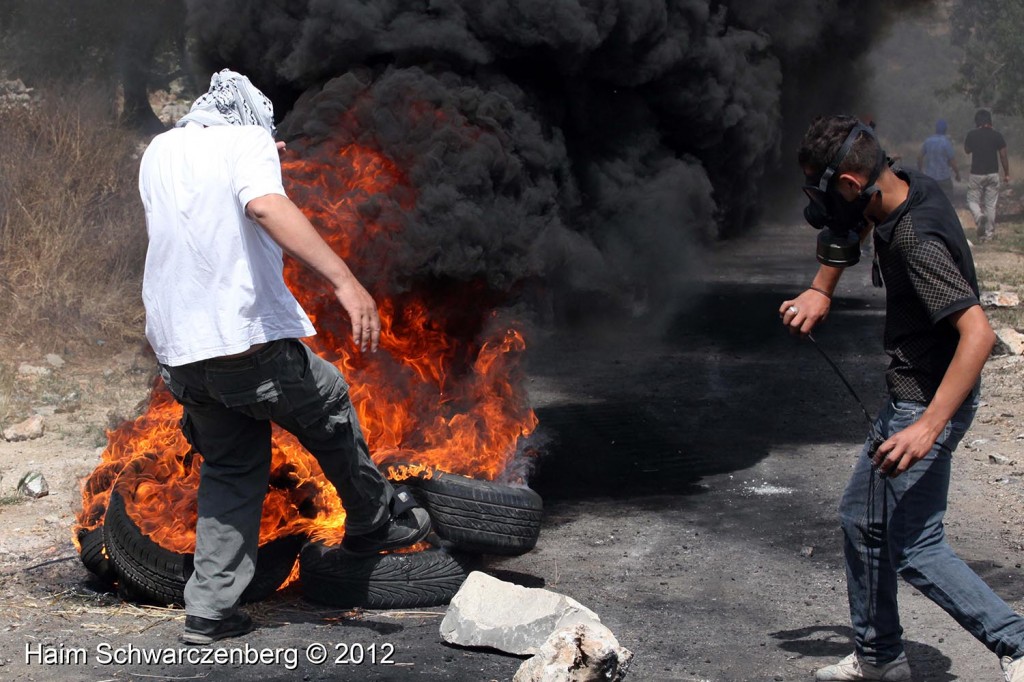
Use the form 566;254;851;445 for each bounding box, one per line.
528;282;886;501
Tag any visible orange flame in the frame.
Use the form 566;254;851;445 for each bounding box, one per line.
76;122;537;555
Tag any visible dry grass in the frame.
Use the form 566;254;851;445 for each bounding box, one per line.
0;83;148;352
972;217;1024;330
0;359;13;421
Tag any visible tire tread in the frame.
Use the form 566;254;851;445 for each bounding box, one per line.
299;544;470;609
103;490;300;606
400;472;542;555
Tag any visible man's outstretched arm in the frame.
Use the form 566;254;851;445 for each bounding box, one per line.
246;193;381;352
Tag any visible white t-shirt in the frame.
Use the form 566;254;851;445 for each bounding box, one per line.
139;124;315;366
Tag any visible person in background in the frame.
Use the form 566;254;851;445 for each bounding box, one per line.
964;109;1009;242
138;70;431;645
780;114;1024;682
917;119;960;201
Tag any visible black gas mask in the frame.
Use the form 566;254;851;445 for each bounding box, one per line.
802;122;888;267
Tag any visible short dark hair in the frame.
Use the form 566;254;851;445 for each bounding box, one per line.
797;115;881;181
975;109;992;127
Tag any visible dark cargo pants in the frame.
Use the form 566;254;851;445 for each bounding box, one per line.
159;339;393;619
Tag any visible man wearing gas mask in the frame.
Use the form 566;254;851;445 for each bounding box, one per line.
779;115;1024;681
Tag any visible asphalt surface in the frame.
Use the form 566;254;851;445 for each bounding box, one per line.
4;221;1023;681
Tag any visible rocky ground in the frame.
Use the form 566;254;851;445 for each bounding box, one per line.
1;218;1024;681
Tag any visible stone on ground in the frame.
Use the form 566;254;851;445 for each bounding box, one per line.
440;571;604;655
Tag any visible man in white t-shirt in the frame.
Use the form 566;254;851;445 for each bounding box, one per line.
138;70;430;645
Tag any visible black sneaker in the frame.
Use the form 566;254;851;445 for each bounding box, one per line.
180;611;255;645
341;486;432;554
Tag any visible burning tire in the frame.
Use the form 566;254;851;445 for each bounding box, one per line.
398;471;543;556
103;490;302;606
77;527;115;585
299;543;472;609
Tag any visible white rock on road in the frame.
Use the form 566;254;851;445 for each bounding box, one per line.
440;571;606;656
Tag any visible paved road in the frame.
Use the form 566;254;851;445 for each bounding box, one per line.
519;220;1024;681
4;221;1023;681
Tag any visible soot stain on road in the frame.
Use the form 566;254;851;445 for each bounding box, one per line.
529;281;887;502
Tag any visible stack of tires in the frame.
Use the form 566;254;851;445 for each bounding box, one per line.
79;489;302;606
79;468;543;610
299;469;543;608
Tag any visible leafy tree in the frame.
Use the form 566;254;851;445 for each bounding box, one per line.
950;0;1024;116
0;0;187;131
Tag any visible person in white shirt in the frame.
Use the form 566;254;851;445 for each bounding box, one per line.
139;70;430;645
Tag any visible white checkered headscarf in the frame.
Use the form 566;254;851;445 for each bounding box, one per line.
176;69;275;136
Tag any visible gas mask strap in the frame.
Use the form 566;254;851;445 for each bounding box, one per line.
815;122;878;192
858;146;888;201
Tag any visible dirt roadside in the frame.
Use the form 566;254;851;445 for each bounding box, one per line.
1;220;1023;681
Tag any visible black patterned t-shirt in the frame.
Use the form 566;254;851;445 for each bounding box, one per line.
873;169;980;402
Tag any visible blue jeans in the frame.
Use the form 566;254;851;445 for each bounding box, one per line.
839;391;1024;665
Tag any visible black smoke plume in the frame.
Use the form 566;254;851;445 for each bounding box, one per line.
186;0;930;319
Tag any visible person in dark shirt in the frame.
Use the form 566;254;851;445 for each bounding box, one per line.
964;109;1009;242
779;114;1024;681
